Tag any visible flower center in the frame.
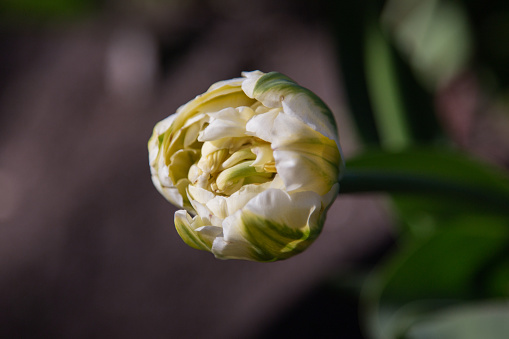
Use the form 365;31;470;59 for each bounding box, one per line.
188;137;277;196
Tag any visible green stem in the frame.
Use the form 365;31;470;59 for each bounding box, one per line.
340;169;509;214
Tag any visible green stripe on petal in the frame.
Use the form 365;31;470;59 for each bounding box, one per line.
274;150;339;195
174;210;211;251
238;211;321;261
219;189;325;261
269;113;342;195
216;160;273;194
249;72;338;142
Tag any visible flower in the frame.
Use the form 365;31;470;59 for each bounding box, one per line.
148;71;344;261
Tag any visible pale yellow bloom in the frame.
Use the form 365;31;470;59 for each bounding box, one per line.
148;71;344;261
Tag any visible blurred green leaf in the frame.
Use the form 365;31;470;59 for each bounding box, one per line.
328;1;381;145
484;256;509;297
349;147;509;338
405;301;509;339
329;1;445;150
0;0;99;24
365;17;411;150
382;0;473;89
369;218;509;302
363;218;509;339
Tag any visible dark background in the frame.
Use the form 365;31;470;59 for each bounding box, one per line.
0;1;394;338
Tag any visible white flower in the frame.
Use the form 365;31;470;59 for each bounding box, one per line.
148;71;344;261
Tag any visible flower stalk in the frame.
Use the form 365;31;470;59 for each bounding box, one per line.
341;164;509;215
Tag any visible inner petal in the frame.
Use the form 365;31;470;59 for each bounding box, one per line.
198;106;255;141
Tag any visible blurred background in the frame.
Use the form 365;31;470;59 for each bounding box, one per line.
1;0;509;338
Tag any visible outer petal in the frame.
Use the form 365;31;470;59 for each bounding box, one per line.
242;71;340;148
247;109;341;196
168;84;255;137
210;236;257;261
148;114;176;169
212;188;325;261
241;70;265;97
174;210;211;251
271;113;341;195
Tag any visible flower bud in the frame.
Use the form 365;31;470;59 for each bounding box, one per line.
148;71;344;261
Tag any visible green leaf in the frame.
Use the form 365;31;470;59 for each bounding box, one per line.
365;18;411;150
0;0;98;24
382;0;473;89
404;301;509;339
371;218;509;302
328;1;381;145
363;217;509;339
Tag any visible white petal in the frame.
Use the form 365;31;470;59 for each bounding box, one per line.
189;198;222;227
269;174;286;189
241;70;265;98
187;185;215;205
157;178;189;210
207;105;254;122
211;236;256;261
225;181;273;215
174;210;210;251
270;113;341;195
214;188;324;261
221;211;249;243
242;71;341;148
200;141;222;158
157;161;173;187
321;183;339;208
274;149;338;195
194;225;223;245
251;144;274;172
171;87;254;138
206;195;228;219
243;189;322;230
183;114;208;147
159;186;184;207
182;112;207;129
207;77;244;92
199;107;255;141
199;117;245;141
148;114;177;167
168;148;200;184
282;96;340;148
154;113;177;135
245;109;280;142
